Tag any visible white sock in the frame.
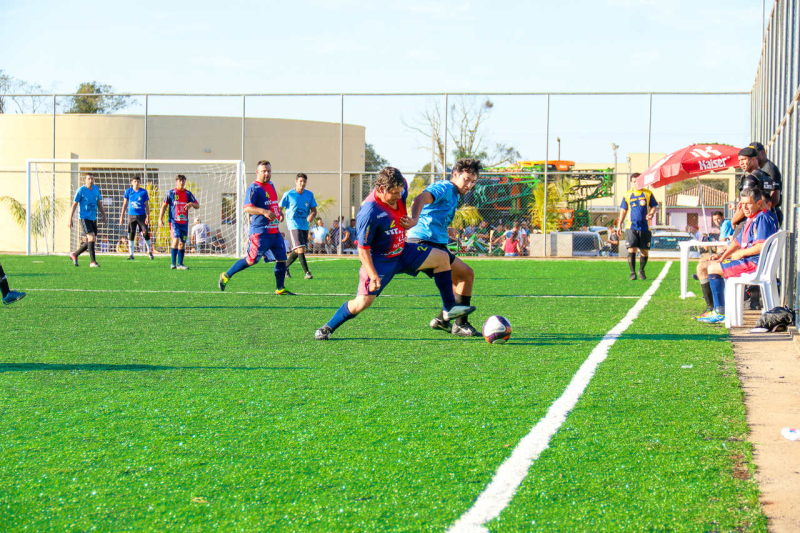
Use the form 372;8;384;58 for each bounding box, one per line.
128;240;134;256
145;239;152;253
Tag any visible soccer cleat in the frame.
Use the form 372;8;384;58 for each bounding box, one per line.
126;255;134;260
629;273;637;281
2;290;26;305
275;288;296;296
170;264;177;270
89;262;100;268
285;269;292;278
176;265;189;270
315;325;333;340
442;305;476;322
69;253;79;267
693;310;714;320
451;321;481;337
218;273;229;291
430;317;452;332
697;312;725;324
149;253;155;260
304;272;313;280
638;269;646;280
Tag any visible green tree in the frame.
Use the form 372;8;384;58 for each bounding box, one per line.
66;82;131;114
0;195;70;251
365;142;389;172
0;70;50;114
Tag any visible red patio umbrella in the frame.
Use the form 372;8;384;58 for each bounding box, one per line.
635;143;740;234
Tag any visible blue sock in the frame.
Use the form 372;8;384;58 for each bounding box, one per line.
177;248;185;265
433;270;456;311
326;302;355;331
170;248;177;265
709;274;725;314
274;262;286;289
226;258;251;278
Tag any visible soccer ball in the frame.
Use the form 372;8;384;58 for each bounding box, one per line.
482;315;512;344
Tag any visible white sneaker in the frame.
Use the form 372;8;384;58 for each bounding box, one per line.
442;305;476;321
89;262;100;268
176;265;189;270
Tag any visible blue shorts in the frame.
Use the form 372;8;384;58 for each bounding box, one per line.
358;243;433;296
246;232;287;265
170;223;188;243
720;257;759;279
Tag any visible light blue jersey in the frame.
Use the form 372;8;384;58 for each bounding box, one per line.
719;219;734;240
74;185;102;221
280;189;317;231
124;187;149;216
406;180;459;244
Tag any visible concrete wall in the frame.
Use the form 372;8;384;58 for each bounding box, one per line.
0;114;365;253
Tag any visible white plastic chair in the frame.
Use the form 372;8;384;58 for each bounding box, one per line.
724;230;787;328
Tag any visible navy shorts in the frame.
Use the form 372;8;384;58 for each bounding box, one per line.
246;232;287;265
170;223;188;243
358;244;433;296
81;219;98;235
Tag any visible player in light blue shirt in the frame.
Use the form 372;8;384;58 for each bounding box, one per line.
280;173;317;279
120;175;153;260
407;158;481;337
68;173;107;267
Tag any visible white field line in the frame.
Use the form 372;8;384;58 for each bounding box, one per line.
448;261;672;533
16;288;639;299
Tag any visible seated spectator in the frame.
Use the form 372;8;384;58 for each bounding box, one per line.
694;188;778;323
310;218;329;254
462;224;475;237
116;237;128;254
211;229;227;254
713;211;734;242
281;231;291;254
98;235;109;254
341;218;357;253
503;230;521;256
326;219;341;254
519;221;530;254
608;228;620;255
492;224;509;248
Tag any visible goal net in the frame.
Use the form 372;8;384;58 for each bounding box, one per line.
25;159;245;257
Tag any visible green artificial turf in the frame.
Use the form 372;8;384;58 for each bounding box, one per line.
0;255;766;531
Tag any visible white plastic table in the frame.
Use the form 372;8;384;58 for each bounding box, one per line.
679;240;729;299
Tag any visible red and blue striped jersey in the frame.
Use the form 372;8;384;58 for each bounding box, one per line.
356;185;408;259
245;181;281;235
163;189;197;225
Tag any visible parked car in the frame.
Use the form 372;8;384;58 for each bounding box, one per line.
556;231;604;257
647;230;701;258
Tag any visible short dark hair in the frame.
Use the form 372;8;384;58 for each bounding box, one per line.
740;187;762;202
176;174;187;182
257;160;271;169
453;158;481;176
630;172;641;180
131;175;141;182
296;173;308;180
712;211;724;218
85;173;94;179
375;167;405;191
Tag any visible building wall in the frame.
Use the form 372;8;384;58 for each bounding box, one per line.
0;114;366;253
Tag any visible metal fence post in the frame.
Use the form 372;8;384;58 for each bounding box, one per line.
443;94;449;180
339;94;344;255
543;94;550;257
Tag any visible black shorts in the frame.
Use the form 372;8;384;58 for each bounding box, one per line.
288;229;309;250
406;238;455;276
624;229;651;250
81;219;98;235
127;215;149;240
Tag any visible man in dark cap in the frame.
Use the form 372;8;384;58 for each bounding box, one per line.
749;141;783;226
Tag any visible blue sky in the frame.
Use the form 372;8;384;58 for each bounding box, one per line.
1;0;764;169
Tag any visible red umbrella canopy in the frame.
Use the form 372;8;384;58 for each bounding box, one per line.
636;144;740;189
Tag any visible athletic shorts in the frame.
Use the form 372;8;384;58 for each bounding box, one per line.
246;232;287;265
128;215;149;240
81;219;98;235
170;222;188;243
625;229;651;250
288;229;309;250
357;244;432;297
720;257;759;279
406;238;455;264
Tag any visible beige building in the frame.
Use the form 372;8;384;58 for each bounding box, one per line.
0;114;365;253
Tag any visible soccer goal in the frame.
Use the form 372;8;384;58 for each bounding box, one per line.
25;159;246;257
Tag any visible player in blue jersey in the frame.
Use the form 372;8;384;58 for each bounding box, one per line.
315;167;475;340
158;175;199;270
280;173;317;279
407;158;481;336
0;258;25;305
68;173;108;268
119;175;154;260
218;160;294;295
616;172;658;280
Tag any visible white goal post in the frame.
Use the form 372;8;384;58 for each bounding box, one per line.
25;159;246;257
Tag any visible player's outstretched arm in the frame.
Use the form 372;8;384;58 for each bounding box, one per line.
67;202;78;228
409;191;434;227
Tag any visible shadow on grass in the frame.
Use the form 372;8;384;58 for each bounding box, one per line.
0;363;310;373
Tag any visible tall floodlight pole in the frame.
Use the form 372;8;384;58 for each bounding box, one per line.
557;137;561;161
339;94;344;255
543;94;550;257
611;143;619;208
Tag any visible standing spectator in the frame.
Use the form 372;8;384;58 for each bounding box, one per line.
191;217;211;254
712;211;734;242
749;141;783;226
503;230;521;256
310;218;329;254
608;228;620;256
518;221;530;254
326;219;341;253
475;220;491;245
342;218;357;252
617;172;658;280
211;229;227;254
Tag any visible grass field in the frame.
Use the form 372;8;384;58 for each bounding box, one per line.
0;255;766;531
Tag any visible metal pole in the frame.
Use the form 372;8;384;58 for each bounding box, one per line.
338;94;344;255
52;95;56;252
431;126;436;185
543;94;550;257
144;95;148;160
647;93;652;166
26;160;31;255
241;95;246;162
443;94;448;180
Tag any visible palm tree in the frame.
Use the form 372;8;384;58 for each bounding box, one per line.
451;205;483;230
0;195;70;252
